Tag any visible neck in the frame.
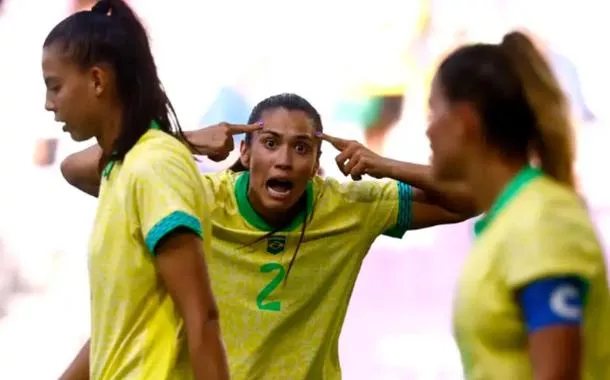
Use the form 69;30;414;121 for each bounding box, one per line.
96;107;123;155
467;152;528;213
247;188;305;229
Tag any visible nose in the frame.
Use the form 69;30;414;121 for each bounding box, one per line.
45;97;56;113
273;144;293;170
425;123;434;141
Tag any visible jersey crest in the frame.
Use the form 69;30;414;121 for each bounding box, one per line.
266;236;286;255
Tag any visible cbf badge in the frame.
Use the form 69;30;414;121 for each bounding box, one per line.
267;236;286;255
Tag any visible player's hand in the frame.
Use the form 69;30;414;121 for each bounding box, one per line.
319;132;391;180
187;122;262;162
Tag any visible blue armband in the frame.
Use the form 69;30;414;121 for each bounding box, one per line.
518;276;587;333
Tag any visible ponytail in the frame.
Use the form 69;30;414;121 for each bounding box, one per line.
91;0;147;46
500;31;576;189
229;159;248;173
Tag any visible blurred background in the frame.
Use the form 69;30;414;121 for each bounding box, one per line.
0;0;608;378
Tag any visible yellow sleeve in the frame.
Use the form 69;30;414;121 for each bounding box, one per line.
502;202;602;289
130;146;204;255
342;180;413;239
199;171;227;195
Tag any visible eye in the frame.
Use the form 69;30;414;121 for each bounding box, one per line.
295;142;310;154
47;84;61;94
263;138;277;149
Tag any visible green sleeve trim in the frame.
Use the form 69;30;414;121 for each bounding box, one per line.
144;211;202;255
383;182;413;238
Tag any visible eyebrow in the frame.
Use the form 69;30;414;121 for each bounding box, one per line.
259;129;314;140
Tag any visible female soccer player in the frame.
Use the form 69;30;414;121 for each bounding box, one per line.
426;31;610;379
61;92;475;379
43;1;228;379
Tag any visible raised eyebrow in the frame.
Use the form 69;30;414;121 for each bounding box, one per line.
294;134;314;142
259;130;314;141
259;129;281;137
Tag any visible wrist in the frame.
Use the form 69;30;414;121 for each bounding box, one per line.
381;158;397;178
183;131;208;155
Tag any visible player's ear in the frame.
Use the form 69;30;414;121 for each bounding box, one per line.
239;140;251;169
89;65;110;97
451;101;480;140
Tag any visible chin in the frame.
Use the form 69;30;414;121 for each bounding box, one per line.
263;193;303;214
436;165;465;182
431;155;457;180
69;132;93;142
431;163;450;182
262;198;294;213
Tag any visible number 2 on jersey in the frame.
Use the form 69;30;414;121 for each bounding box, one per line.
256;263;285;312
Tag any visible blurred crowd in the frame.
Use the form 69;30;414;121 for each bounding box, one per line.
0;0;608;378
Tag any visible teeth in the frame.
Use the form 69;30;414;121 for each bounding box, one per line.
267;181;291;195
268;186;289;193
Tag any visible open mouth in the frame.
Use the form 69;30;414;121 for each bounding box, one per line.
266;178;294;199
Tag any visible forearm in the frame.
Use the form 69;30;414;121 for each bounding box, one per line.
156;233;230;379
182;131;198;154
385;160;436;191
182;131;209;155
59;339;90;380
186;319;230;380
60;145;102;197
385;159;477;215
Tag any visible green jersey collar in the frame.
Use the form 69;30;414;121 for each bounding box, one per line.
101;121;161;179
474;166;542;236
234;171;314;232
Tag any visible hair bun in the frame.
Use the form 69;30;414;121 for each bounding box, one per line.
91;0;111;15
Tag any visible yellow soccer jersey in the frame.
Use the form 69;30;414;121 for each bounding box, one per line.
88;127;206;380
453;167;610;380
199;170;413;380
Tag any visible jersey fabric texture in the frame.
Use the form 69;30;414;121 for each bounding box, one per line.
88;128;206;380
199;170;413;380
453;167;610;380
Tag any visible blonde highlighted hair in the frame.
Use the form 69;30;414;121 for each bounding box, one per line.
437;30;576;189
500;31;576;188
